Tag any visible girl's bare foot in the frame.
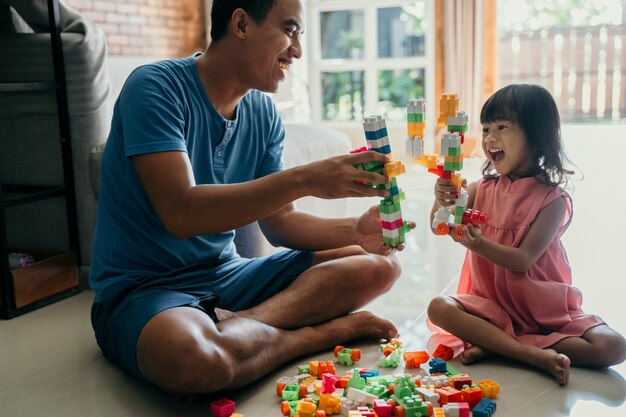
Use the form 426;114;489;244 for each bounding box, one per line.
528;348;571;385
459;345;494;364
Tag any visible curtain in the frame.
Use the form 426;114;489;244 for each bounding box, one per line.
437;0;496;157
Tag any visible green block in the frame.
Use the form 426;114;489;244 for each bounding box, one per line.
358;161;384;174
444;161;463;171
383;235;405;247
379;200;401;214
383;177;398;190
445;363;461;376
448;146;461;156
380;349;402;368
448;124;468;133
366;375;396;386
407;113;424;122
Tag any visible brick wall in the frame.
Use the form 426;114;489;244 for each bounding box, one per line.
64;0;207;57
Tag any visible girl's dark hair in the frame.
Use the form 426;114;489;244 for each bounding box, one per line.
210;0;277;42
480;83;574;187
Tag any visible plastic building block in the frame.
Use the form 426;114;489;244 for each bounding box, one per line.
472;398;497;417
210;398;236;417
321;372;337;394
433;407;445;417
463;386;483;409
295;398;318;417
406;94;489;236
428;357;448;374
443;402;470;417
310;360;336;377
359;369;380;380
318;393;341;415
451;373;472;390
281;383;308;401
346;387;378;404
359;115;410;248
276;376;297;396
347;369;366;390
334;345;362;366
475;379;500;399
433;344;454;361
434;386;464;405
404;351;429;368
380;349;402;368
373;399;392;417
380;339;403;356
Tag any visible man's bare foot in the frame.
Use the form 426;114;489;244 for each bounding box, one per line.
214;308;237;321
318;311;399;343
459;345;494;364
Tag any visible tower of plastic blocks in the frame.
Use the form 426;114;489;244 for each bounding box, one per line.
358;115;412;247
406;94;487;238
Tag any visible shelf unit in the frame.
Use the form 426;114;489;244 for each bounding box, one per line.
0;0;80;318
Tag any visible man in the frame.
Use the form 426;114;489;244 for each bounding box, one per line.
90;0;411;395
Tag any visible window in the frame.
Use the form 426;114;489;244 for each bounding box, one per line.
497;0;626;123
308;0;435;124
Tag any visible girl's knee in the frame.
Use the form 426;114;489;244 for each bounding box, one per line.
601;333;626;366
427;296;456;326
588;330;626;367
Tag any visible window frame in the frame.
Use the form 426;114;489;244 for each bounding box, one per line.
307;0;436;128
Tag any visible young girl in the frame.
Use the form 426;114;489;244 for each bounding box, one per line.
427;83;626;385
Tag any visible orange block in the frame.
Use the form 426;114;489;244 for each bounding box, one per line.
404;351;430;368
433;344;454;361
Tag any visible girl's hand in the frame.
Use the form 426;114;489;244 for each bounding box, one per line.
434;178;464;207
451;223;483;251
355;205;416;255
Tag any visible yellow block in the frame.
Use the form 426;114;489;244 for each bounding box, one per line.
444;153;464;163
451;172;463;187
384;161;406;177
415;154;438;169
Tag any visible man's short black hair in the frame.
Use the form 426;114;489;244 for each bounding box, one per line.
210;0;278;42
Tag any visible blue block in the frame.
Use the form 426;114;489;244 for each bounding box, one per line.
360;370;380;380
472;398;496;417
428;357;447;374
372;145;392;154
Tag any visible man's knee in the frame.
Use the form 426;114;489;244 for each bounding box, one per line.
361;254;402;293
168;336;237;394
137;310;237;394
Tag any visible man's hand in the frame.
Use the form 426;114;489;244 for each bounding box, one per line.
354;205;416;255
298;151;391;200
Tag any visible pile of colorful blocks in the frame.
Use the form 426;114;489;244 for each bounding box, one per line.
273;340;499;417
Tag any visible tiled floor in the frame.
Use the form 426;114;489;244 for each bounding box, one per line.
0;125;624;417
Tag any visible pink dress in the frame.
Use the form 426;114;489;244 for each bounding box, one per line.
451;175;604;349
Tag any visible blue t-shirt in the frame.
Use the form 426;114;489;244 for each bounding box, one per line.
89;56;285;301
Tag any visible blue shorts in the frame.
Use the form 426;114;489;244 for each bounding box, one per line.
91;250;313;383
